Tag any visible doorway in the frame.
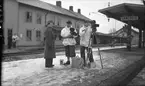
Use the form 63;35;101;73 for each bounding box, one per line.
7;29;12;49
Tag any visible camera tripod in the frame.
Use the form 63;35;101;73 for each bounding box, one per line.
87;33;103;69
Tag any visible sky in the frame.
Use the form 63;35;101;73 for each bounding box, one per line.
40;0;143;33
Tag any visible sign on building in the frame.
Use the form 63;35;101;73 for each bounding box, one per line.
121;16;138;21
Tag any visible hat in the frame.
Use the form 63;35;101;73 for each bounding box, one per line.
66;21;72;24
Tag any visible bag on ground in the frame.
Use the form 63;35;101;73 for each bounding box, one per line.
71;56;84;68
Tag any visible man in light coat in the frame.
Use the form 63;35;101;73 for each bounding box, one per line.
79;21;94;66
61;21;77;65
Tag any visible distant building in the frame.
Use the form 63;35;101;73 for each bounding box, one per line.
109;25;139;45
4;0;91;47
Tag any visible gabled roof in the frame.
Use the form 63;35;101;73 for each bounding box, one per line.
17;0;91;21
108;26;139;37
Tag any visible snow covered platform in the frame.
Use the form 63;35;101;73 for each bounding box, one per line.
2;46;144;86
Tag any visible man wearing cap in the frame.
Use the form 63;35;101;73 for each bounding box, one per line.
61;21;77;65
79;21;94;67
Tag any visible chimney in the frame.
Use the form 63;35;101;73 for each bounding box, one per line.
56;1;61;7
69;6;73;11
78;9;81;14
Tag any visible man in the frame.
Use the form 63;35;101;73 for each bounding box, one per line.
79;21;94;67
44;20;56;68
12;34;19;48
61;21;77;65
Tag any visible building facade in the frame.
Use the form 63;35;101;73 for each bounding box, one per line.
109;25;139;45
4;0;91;47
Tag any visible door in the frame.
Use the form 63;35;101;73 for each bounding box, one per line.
7;29;12;49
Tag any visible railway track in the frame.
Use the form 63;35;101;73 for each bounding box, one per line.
3;47;65;57
3;44;124;57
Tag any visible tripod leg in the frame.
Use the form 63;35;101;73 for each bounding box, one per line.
98;48;103;69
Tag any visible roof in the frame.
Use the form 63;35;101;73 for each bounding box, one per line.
96;32;126;38
96;32;112;37
96;32;107;35
98;3;145;30
17;0;91;21
108;26;139;37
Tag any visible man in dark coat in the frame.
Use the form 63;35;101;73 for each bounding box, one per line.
44;20;56;68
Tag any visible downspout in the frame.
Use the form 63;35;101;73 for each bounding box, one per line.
45;12;49;26
43;12;49;46
17;2;20;46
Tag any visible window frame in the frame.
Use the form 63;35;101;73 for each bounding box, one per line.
36;30;41;41
26;11;32;23
26;29;32;41
57;17;61;26
36;13;42;24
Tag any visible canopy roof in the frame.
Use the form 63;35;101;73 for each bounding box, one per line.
98;3;145;30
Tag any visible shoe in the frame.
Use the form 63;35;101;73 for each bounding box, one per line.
46;65;54;68
63;61;70;65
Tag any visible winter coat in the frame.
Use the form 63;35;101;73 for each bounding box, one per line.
79;25;92;47
61;26;77;46
44;26;56;59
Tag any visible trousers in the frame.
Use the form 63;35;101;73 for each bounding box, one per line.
80;46;94;65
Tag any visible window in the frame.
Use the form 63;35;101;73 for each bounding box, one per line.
26;11;32;22
36;30;41;41
59;34;62;40
74;22;79;29
26;30;32;41
36;13;42;24
52;16;55;25
57;18;61;26
77;24;80;29
75;22;77;28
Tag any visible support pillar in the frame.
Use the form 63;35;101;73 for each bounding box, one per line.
127;24;131;51
143;30;145;48
138;29;142;48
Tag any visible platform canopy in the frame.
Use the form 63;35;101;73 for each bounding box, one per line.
98;3;145;30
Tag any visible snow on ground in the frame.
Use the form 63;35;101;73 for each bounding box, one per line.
2;53;101;86
2;46;126;86
2;52;101;81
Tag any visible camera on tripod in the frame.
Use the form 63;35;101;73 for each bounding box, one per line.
91;20;99;32
90;20;99;44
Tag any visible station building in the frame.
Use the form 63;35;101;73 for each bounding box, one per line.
4;0;91;47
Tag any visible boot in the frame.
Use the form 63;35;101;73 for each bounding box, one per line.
45;58;54;68
63;61;70;65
